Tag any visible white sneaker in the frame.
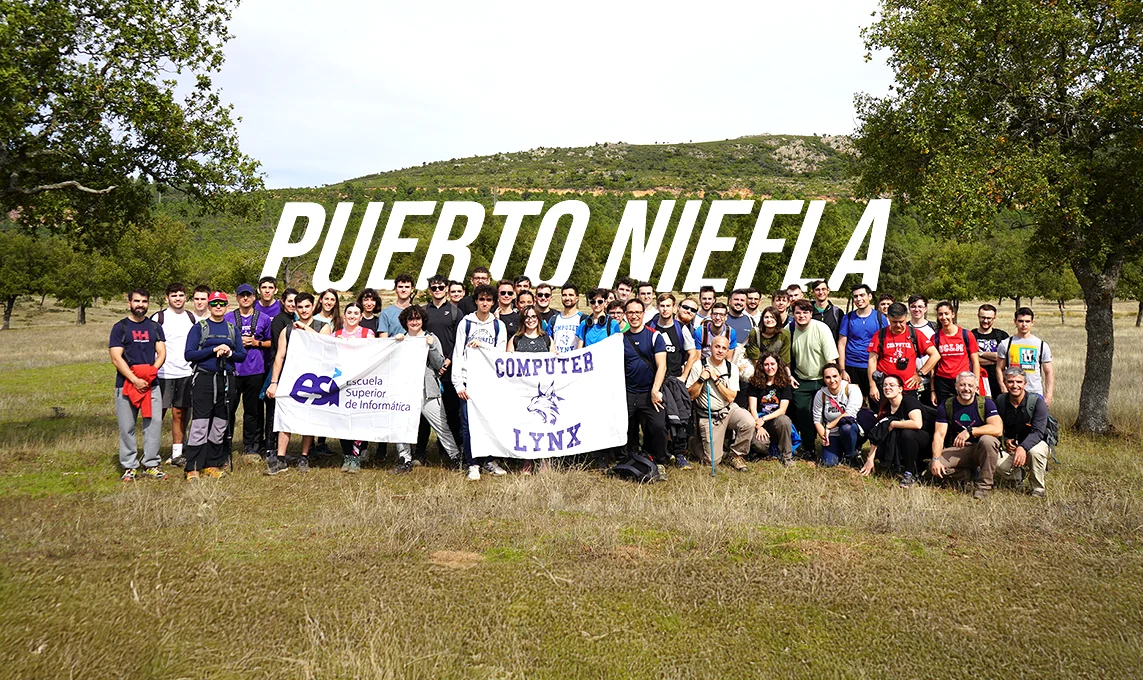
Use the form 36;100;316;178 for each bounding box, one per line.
466;465;481;481
483;460;507;476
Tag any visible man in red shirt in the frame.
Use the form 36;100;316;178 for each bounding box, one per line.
866;302;940;403
931;301;981;405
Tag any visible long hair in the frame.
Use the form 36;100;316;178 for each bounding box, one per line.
318;288;342;332
750;351;791;389
514;305;541;339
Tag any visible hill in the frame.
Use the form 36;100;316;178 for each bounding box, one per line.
332;134;856;197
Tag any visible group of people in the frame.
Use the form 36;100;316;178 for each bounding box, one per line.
110;270;1056;497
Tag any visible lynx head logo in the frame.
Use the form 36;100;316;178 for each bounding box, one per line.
526;381;564;425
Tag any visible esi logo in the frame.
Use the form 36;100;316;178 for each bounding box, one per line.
291;368;341;406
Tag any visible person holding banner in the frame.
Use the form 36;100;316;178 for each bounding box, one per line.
453;284;509;481
392;305;461;473
264;292;328;475
622;299;669;467
507;306;553;474
183;291;247;480
331;302;375;473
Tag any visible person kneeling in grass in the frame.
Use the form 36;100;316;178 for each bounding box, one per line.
931;371;1003;499
995;368;1050;498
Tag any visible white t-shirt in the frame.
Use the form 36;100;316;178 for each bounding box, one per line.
153;308;195;378
998;335;1052;396
549;311;583;354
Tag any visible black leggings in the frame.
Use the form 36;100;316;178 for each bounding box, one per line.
883;428;932;476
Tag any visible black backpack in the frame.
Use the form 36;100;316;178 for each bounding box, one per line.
608;451;663;483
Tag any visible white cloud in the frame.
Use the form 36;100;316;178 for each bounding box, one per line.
217;0;893;188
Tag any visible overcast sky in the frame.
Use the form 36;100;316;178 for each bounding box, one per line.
218;0;894;188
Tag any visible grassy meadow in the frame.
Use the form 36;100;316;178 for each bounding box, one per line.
0;297;1141;678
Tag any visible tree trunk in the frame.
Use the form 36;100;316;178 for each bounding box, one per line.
39;293;47;308
2;295;15;330
1136;299;1142;327
76;303;87;325
1014;295;1022;309
1072;261;1119;435
1058;299;1065;324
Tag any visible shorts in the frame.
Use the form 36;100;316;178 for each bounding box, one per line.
161;376;192;409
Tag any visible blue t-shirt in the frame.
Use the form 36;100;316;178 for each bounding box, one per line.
109;318;166;388
839;309;888;369
378;304;408;337
577;316;622;347
255;299;281;319
725;312;754;342
623;327;666;393
936;397;998;444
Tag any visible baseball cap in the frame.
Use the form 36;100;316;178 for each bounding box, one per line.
208;291;228;304
236;283;255;296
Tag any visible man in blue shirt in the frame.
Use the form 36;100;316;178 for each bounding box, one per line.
577;287;622;347
623;299;668;466
109;288;167;481
838;283;888;406
183;291;247;480
931;372;1003;498
378;273;415;337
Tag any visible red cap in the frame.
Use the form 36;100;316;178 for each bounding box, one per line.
208;291;228;304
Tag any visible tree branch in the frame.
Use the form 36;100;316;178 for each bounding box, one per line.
5;181;118;197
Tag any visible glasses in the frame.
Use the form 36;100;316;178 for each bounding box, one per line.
535;292;551;299
499;291;515;297
477;297;494;303
430;284;446;291
209;301;226;308
591;298;606;305
679;305;697;313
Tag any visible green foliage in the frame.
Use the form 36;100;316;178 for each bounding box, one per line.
0;0;263;253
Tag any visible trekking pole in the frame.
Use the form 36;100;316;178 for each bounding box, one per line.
223;370;234;472
705;381;716;478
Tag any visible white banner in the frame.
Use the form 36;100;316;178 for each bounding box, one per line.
466;334;628;459
273;331;428;442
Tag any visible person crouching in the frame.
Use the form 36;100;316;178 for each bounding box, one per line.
686;335;753;471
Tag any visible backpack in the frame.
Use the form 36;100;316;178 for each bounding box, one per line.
1017;391;1060;450
943;395;987;430
699;321;731;351
876;325;920;359
607;451;663;483
196;318;239;351
464;318;501;346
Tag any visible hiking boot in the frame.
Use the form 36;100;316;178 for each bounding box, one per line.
1030;488;1046;499
202;467;226;479
466;465;481;481
972;487;989;500
311;442;333;458
781;456;795;469
345;458;362;474
120;468;137;483
170;455;186;468
675;455;693;470
656;464;668;480
141;467;167;480
391;459;414;475
899;472;917;488
297;456;310;473
340;457;352;472
263;456;286;476
482;460;507;476
185;470;200;482
729;456;748;472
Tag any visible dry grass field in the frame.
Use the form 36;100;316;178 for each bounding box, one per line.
0;297;1140;678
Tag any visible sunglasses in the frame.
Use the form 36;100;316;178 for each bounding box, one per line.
499;291;515;296
430;284;446;291
535;293;551;298
591;298;606;305
209;301;226;308
680;305;698;313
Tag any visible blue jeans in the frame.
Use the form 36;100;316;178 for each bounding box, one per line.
821;421;859;467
